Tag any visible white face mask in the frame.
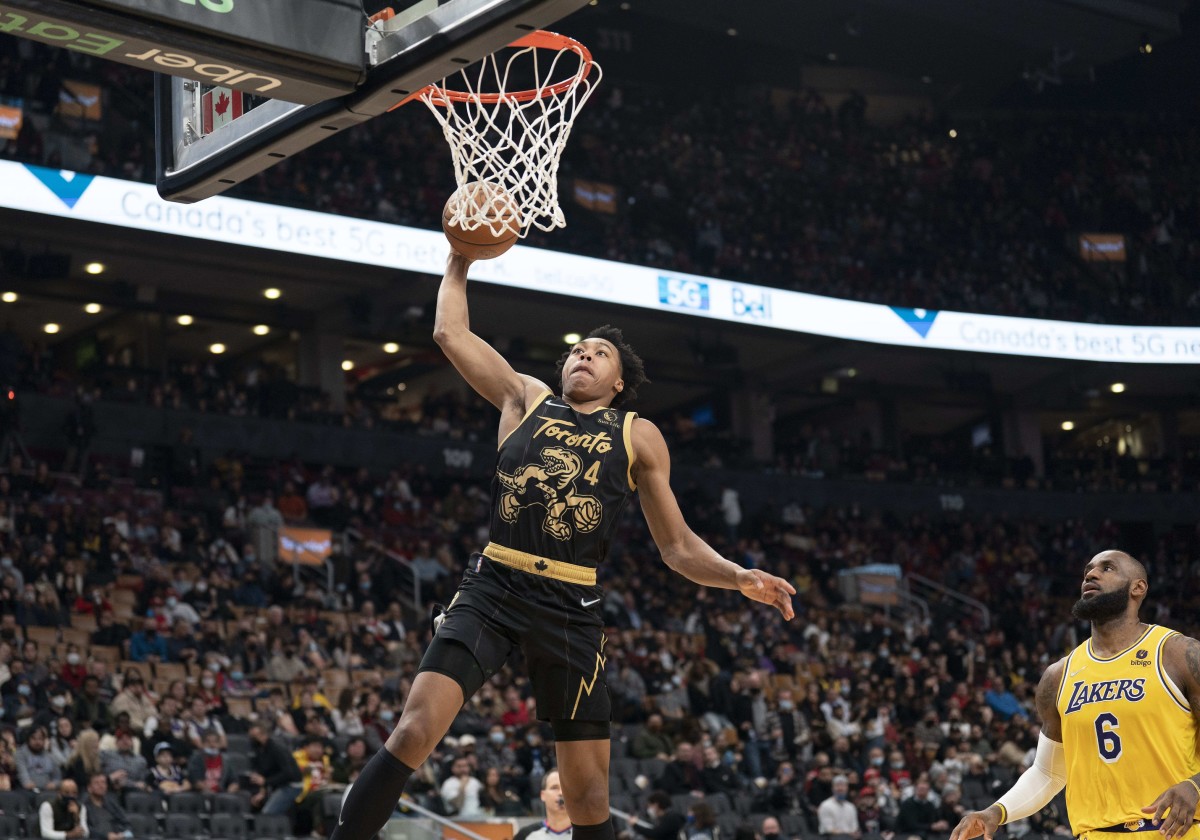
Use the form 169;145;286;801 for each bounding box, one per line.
201;678;216;689
67;653;81;666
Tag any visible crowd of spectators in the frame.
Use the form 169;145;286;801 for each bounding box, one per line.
0;438;1197;839
5;37;1200;326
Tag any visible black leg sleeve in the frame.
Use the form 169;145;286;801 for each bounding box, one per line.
328;747;415;840
573;818;617;840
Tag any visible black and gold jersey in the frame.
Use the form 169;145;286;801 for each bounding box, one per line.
486;390;637;569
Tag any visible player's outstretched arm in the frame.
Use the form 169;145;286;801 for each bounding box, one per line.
950;659;1066;840
433;252;548;426
1142;634;1200;840
632;418;795;620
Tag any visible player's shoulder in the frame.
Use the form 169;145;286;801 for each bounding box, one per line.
629;416;667;455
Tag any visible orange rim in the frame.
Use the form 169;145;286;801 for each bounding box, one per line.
427;30;593;105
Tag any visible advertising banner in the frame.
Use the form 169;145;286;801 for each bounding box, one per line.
3;160;1199;364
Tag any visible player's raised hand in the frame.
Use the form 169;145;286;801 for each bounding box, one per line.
949;808;1001;840
735;569;796;620
1142;779;1200;840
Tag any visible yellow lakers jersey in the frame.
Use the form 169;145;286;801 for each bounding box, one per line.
1057;624;1200;834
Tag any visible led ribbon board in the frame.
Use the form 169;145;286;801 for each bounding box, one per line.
4;161;1200;364
0;0;364;103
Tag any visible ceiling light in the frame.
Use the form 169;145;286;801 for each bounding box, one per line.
84;303;102;314
563;332;582;344
921;75;933;84
341;360;354;371
263;287;282;300
1061;421;1075;431
253;324;270;336
1110;382;1125;393
827;52;838;62
209;343;226;354
383;342;400;354
84;262;105;275
177;314;194;326
397;383;407;391
1;292;16;303
726;28;737;36
948;129;958;139
43;323;60;334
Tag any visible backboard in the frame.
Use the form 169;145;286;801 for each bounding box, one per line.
154;0;592;203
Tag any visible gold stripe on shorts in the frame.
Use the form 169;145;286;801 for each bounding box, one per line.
482;542;597;586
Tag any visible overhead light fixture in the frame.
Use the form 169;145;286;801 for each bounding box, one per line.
43;323;60;334
383;342;400;354
1139;33;1152;54
84;303;102;314
84;262;105;275
263;287;282;300
1061;421;1075;431
177;314;194;326
253;324;270;336
1110;382;1125;393
563;332;582;344
209;343;226;354
948;129;958;139
726;28;737;36
341;360;355;371
1;292;16;303
397;383;407;391
827;52;838;62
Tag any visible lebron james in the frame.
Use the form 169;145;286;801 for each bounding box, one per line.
329;252;796;840
951;550;1200;840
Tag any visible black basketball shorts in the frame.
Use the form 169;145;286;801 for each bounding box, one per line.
420;553;611;722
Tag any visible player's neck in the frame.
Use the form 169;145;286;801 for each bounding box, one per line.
563;394;611;414
1089;614;1147;656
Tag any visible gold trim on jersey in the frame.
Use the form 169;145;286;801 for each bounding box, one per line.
1155;631;1191;712
482;542;597;585
1086;624;1156;663
623;411;638;491
499;390;553;450
1056;650;1074;707
570;633;608;719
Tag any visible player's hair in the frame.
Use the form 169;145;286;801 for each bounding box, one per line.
554;325;649;408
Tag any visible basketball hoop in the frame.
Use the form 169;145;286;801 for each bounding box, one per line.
409;30;602;236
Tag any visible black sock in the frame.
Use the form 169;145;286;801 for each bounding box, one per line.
328;748;415;840
573;817;616;840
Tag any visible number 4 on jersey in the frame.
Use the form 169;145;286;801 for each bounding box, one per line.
583;461;601;485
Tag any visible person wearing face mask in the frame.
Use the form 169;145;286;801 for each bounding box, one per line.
162;590;201;626
59;647;87;690
628;790;685;840
188;730;236;793
38;777;87;840
818;775;861;839
760;816;785;840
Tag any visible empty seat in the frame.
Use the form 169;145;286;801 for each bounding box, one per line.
164;812;203;838
165;791;206;814
124;791;162;814
210;812;249;839
253;813;292;839
125;812;159;837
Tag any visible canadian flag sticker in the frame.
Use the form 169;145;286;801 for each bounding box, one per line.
201;87;244;135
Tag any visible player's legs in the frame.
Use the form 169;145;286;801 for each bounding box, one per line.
554;734;612;824
384;670;467;766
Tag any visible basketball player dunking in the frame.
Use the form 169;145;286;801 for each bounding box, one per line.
950;550;1200;840
328;251;795;840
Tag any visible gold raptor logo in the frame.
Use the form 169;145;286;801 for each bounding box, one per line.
496;446;603;540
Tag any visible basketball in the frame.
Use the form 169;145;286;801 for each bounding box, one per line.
442;181;520;261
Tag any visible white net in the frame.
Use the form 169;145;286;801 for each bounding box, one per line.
419;32;602;236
